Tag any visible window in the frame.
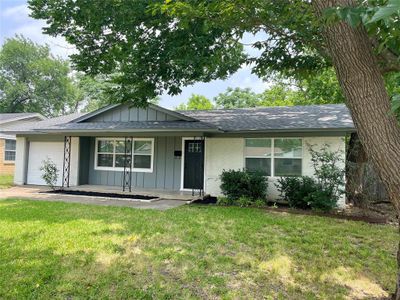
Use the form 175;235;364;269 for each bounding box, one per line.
4;139;16;162
244;138;302;177
95;138;153;172
273;138;302;177
244;138;272;176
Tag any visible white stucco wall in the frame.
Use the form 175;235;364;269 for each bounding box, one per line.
69;137;80;186
204;138;244;196
14;137;28;185
204;136;347;208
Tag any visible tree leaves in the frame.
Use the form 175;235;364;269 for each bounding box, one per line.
369;0;400;23
0;36;80;117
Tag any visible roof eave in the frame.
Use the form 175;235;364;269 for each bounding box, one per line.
0;113;45;125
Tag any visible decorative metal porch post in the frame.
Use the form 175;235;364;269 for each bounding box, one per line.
123;137;133;192
62;136;72;188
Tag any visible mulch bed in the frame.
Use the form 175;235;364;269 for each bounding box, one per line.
42;189;158;200
193;197;395;225
261;206;390;224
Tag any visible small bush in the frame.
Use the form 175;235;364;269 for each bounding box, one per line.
40;158;59;190
304;187;337;211
237;196;253;207
216;196;233;206
220;169;267;201
254;198;268;207
277;176;318;209
276;144;345;212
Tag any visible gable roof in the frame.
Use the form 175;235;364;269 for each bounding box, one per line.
0;113;44;125
179;104;354;132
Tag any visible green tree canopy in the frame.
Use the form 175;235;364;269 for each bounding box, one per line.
176;94;213;110
214;87;260;108
0;36;80;117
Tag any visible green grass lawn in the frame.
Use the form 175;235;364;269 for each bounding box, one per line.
0;174;13;189
0;199;397;299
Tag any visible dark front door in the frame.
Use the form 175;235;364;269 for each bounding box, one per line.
184;140;204;189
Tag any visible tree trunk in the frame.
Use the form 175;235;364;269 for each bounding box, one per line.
346;133;368;207
312;0;400;298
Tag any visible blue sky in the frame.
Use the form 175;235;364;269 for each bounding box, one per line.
0;0;268;108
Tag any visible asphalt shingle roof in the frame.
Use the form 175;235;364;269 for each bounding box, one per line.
4;104;355;134
0;113;43;124
7;113;84;132
180;104;354;132
44;121;216;131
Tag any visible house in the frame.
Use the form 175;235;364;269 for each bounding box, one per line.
0;113;45;175
9;103;355;206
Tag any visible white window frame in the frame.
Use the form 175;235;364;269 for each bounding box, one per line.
244;137;303;177
4;139;16;163
94;137;154;173
244;138;273;176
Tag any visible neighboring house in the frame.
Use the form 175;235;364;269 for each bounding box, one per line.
0;113;45;175
9;104;355;206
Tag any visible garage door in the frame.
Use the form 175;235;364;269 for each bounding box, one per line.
27;141;64;186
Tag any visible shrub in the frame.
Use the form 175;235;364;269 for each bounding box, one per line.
276;144;345;212
237;196;253;207
309;144;345;201
216;196;233;206
40;158;59;190
277;176;318;209
304;187;337;211
220;169;268;201
254;198;268;207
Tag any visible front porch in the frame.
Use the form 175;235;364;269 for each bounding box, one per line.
64;184;205;201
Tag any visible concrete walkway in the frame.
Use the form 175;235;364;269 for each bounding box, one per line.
0;186;189;210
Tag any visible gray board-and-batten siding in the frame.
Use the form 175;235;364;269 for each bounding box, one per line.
79;136;183;191
86;105;181;122
79;105;185;190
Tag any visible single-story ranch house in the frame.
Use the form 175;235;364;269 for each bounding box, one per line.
10;103;355;206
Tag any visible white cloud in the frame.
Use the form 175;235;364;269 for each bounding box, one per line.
1;3;76;59
14;22;77;58
1;4;30;20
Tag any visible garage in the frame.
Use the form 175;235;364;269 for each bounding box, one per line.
27;141;64;186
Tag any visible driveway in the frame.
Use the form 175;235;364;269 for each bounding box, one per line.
0;186;189;210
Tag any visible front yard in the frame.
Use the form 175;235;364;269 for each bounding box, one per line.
0;199;397;299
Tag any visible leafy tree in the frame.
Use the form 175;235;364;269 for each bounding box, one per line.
0;36;80;117
77;74;160;112
28;0;400;295
296;68;345;105
214;87;260;108
75;74;114;112
176;94;213;110
259;84;301;107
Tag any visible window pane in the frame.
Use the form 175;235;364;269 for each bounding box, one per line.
134;141;152;154
134;155;151;169
274;158;302;176
274;139;302;158
244;139;272;157
5;139;16;151
97;140;114;153
97;154;113;167
115;154;131;168
245;158;271;176
115;140;127;153
4;151;15;161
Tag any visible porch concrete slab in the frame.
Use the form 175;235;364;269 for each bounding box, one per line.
65;184;204;201
0;186;189;210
